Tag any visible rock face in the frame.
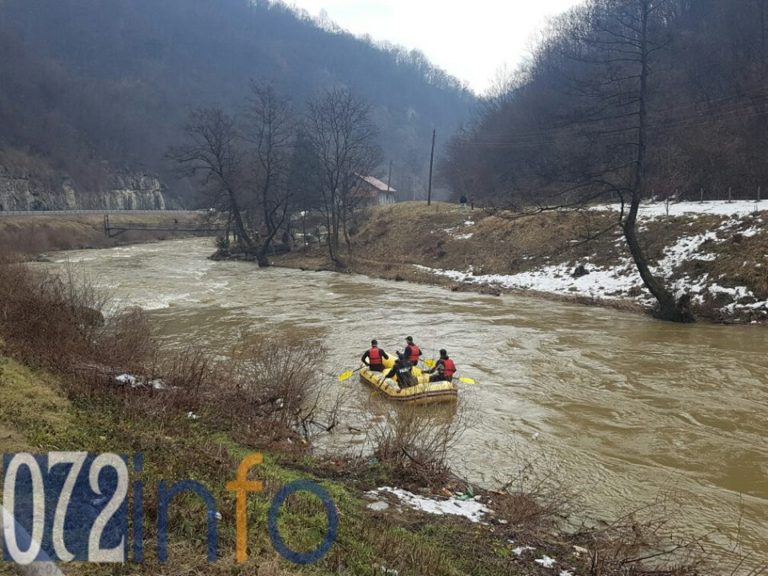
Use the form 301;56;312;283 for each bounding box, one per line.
98;173;167;211
0;170;169;211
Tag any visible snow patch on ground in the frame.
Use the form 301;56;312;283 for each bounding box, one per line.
593;200;768;218
365;489;579;575
535;555;557;568
655;231;718;277
418;201;768;320
443;220;476;240
415;261;647;302
367;487;490;523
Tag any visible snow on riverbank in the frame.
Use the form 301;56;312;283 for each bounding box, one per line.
415;260;648;303
366;487;490;522
365;487;581;573
419;201;768;321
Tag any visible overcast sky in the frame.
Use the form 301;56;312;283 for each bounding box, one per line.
287;0;585;95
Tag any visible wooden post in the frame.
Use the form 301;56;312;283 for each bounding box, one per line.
728;186;732;203
759;186;762;203
700;187;704;203
427;129;436;207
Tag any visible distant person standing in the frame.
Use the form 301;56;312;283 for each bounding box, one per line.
362;339;389;372
459;195;468;209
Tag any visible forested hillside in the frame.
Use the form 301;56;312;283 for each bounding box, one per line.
0;0;475;205
443;0;768;206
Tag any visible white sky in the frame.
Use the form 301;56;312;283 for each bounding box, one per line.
287;0;585;95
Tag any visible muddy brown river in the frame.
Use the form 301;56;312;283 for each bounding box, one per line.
44;238;768;566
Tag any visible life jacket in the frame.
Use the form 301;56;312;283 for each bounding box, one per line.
441;358;456;378
368;347;382;365
407;343;421;364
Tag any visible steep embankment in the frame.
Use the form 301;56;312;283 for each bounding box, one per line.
278;201;768;323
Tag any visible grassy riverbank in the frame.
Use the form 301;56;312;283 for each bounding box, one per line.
275;201;768;323
0;352;608;576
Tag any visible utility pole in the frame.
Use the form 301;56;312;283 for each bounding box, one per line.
387;160;393;200
427;128;436;206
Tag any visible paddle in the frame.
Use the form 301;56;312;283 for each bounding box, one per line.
338;367;363;382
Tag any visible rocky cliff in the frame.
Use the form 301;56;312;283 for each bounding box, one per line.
0;170;170;211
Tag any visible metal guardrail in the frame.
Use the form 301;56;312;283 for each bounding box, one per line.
0;210;200;217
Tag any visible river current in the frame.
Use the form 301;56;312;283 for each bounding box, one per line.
42;238;768;565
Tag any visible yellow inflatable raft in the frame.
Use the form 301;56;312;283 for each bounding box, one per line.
359;355;458;405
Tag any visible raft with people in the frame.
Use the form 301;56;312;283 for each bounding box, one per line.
358;355;459;405
340;338;470;405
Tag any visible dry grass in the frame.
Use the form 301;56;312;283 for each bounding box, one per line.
93;332;329;452
276;202;768;323
0;260;332;451
0;259;154;375
0;212;203;256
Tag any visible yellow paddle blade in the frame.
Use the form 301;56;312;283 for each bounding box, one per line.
424;358;436;368
338;370;354;382
458;377;476;385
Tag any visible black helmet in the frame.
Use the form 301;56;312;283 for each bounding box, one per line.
371;339;378;346
439;349;447;357
406;336;413;343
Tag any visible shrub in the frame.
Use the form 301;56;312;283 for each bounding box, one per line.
366;400;470;487
0;259;151;373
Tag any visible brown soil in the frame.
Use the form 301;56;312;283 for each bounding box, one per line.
276;202;768;323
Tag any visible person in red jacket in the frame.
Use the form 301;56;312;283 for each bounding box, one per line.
361;339;389;372
426;349;456;382
404;336;422;366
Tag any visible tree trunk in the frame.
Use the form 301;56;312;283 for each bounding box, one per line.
255;249;270;267
626;0;693;323
341;207;353;257
228;191;253;250
623;205;692;322
323;202;337;264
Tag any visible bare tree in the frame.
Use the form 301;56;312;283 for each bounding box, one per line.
243;82;295;267
170;108;254;250
306;88;381;264
564;0;692;321
444;0;693;322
